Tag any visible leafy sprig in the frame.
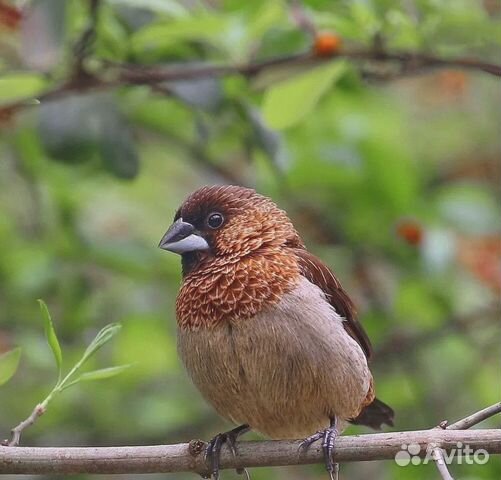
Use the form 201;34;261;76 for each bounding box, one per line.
3;300;130;446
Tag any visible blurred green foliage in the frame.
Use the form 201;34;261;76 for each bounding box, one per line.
0;0;500;479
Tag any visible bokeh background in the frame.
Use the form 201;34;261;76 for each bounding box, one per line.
0;1;500;479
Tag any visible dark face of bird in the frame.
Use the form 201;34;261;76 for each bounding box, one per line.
158;185;301;275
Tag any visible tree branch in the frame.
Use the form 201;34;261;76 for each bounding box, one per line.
0;429;499;475
114;50;501;85
3;48;501;114
446;402;501;430
429;401;501;479
2;404;46;447
431;447;455;480
72;0;101;75
1;403;500;475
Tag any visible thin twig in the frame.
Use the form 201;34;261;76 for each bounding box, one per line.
73;0;101;74
3;404;46;447
431;447;455;480
2;47;501;115
113;49;501;84
447;401;501;430
429;401;501;480
290;0;317;37
348;50;501;77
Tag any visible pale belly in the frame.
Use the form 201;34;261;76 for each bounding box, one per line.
177;277;371;439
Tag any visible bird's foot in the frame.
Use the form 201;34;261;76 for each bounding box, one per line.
205;424;250;479
299;418;339;480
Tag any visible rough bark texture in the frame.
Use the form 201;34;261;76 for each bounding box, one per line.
0;429;499;475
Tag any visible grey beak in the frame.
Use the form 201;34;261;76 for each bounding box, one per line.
158;218;210;254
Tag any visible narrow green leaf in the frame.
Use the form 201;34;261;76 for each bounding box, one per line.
38;299;62;381
108;0;188;16
81;323;122;363
0;347;22;386
78;364;131;382
60;364;131;391
247;1;286;41
262;61;346;130
0;74;47;105
131;15;227;54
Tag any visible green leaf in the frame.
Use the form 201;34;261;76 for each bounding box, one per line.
247;1;286;42
78;365;132;383
38;299;63;381
98;111;140;179
81;323;122;364
262;61;346;129
109;0;188;16
60;364;132;391
0;74;47;105
78;364;132;381
0;348;21;386
131;14;228;55
38;95;101;164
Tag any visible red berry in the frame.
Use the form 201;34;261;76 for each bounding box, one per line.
396;220;423;246
313;33;342;57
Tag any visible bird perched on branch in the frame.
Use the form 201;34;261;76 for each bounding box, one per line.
159;185;394;479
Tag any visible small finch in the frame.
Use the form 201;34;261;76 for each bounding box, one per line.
159;185;394;479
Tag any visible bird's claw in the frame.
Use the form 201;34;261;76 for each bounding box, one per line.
205;433;227;479
299;419;339;480
299;429;324;450
204;424;249;479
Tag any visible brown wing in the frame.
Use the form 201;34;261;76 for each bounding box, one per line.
293;248;373;360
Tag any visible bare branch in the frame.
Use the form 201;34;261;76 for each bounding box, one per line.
0;429;499;475
447;402;501;430
290;0;317;37
2;47;501;115
2;404;46;447
347;49;501;77
429;401;501;480
111;49;501;85
72;0;101;74
431;447;455;480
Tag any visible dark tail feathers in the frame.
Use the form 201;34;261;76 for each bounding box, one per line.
349;398;394;430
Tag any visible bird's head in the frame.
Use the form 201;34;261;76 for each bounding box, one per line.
158;185;302;275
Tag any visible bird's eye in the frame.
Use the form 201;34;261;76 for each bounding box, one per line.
207;212;224;229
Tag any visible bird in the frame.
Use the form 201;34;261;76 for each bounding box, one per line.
158;185;394;479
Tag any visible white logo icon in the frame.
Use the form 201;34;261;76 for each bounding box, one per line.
395;443;422;466
395;442;489;466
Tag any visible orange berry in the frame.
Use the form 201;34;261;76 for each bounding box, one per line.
313;32;342;57
396;220;423;246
